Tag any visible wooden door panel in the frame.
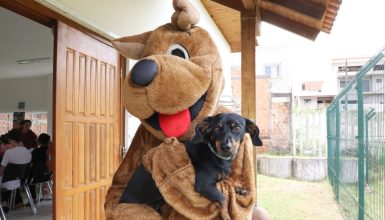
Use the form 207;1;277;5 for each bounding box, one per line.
55;21;121;220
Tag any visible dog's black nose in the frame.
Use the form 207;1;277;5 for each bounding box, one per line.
130;59;157;86
221;143;232;151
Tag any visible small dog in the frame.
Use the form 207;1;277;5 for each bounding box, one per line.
120;113;263;219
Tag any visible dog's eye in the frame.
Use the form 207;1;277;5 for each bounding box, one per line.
214;127;221;132
166;44;189;60
233;126;241;133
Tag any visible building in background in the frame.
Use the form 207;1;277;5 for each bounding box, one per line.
232;44;293;153
294;81;334;109
231;43;338;156
333;57;385;112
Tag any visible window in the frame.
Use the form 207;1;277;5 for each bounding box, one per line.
376;78;382;83
362;79;370;92
264;64;281;78
338;65;361;72
340;100;357;104
373;64;384;71
0;112;48;135
304;99;311;105
339;80;350;89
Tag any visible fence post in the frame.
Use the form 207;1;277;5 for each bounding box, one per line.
335;103;340;202
327;109;331;182
357;78;365;220
318;111;322;158
292;112;296;156
365;108;375;185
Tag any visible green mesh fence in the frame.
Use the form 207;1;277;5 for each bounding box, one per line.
327;48;385;220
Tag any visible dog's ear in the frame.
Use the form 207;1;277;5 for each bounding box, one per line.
191;117;212;144
245;118;263;146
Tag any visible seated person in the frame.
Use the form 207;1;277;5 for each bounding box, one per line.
29;133;52;201
0;135;14;162
20;120;38;150
0;129;32;209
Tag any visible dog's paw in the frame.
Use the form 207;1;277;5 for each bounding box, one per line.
234;186;249;196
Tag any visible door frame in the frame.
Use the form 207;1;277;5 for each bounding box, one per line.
0;1;125;218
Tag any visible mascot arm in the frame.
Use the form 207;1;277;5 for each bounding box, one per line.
105;125;163;220
142;135;256;220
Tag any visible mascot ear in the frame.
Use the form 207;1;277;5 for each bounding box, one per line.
245;118;263;146
191;117;212;144
171;0;200;31
112;31;151;60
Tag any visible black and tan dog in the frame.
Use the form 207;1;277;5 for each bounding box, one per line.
120;113;262;219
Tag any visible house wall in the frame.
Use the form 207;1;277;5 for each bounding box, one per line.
299;96;318;108
231;66;271;151
0;75;53;133
256;44;291;94
0;75;51;112
255;77;272;152
270;100;291;151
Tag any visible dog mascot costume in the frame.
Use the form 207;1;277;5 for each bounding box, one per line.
105;0;257;219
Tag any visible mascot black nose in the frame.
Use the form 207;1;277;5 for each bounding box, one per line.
130;59;158;86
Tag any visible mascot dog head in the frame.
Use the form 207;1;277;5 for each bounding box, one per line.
113;0;224;141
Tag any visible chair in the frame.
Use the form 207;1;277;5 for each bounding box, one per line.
1;163;37;215
27;161;53;204
28;173;53;204
0;206;6;220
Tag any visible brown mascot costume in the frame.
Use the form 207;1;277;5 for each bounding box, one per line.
105;0;257;219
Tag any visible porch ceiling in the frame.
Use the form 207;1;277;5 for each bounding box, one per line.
201;0;342;52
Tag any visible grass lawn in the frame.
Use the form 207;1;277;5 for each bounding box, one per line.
256;174;344;220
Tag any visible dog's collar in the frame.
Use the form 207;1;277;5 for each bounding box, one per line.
208;142;235;161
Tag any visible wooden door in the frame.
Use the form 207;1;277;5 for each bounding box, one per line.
54;21;122;220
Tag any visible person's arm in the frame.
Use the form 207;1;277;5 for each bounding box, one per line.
1;151;9;176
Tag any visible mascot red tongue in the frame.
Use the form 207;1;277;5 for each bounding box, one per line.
159;109;191;137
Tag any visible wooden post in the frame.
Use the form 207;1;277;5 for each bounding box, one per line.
241;8;258;204
241;9;257;120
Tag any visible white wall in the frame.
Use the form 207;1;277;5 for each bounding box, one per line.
0;75;53;132
256;44;291;94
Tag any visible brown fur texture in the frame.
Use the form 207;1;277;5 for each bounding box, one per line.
105;0;255;219
171;0;200;31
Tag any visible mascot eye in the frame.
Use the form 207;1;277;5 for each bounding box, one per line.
167;44;189;60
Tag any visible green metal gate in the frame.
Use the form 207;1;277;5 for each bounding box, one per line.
327;48;385;220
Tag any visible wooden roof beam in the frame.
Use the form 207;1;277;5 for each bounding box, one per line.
265;0;327;20
242;0;256;10
211;0;245;11
329;0;341;8
260;9;320;40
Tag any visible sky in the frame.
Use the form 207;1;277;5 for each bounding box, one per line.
232;0;385;91
257;0;385;58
